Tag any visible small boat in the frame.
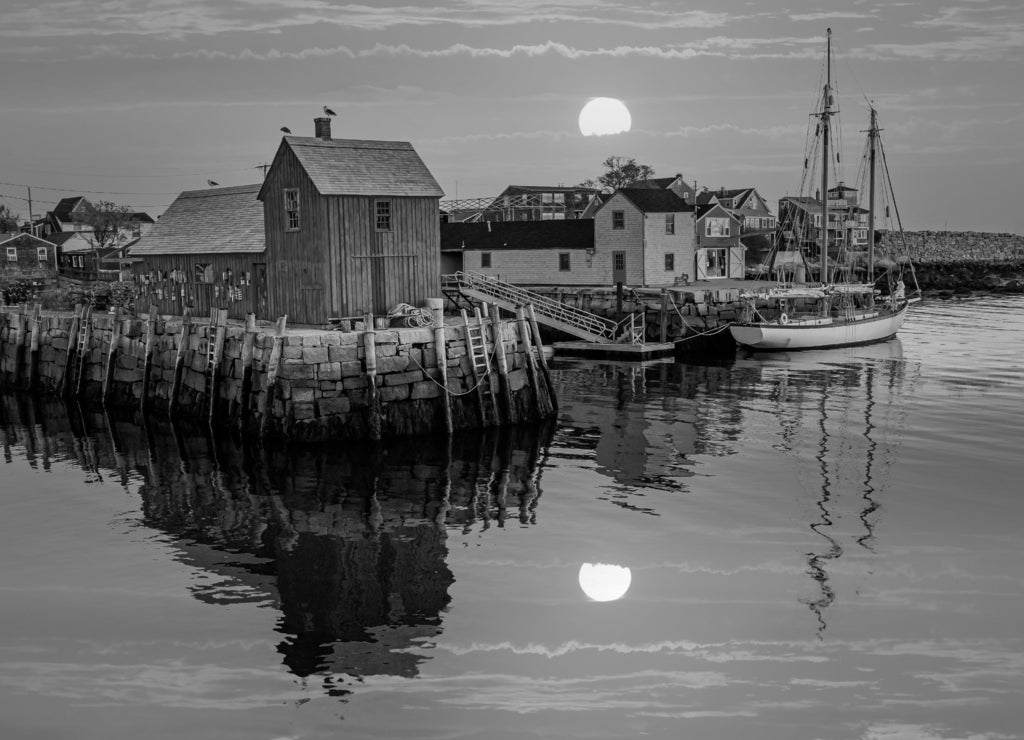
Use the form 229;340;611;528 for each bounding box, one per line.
730;28;920;352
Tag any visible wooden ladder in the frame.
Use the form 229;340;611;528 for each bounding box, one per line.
204;309;228;424
465;312;491;380
73;306;93;394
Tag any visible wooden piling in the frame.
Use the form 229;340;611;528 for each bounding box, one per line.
515;305;545;417
259;315;287;438
101;308;122;407
427;298;453;436
27;304;41;390
168;309;192;419
526;303;557;411
12;308;25;386
660;289;669;344
208;308;228;424
59;304;83;397
363;312;382;441
239;313;257;423
490;316;515;424
140;304;158;412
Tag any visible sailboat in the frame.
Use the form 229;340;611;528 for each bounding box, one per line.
730;28;921;352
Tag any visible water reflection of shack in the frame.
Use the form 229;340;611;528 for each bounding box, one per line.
0;394;552;682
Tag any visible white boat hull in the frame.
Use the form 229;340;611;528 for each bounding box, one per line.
730;302;912;351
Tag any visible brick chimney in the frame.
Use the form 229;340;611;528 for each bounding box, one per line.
314;116;331;140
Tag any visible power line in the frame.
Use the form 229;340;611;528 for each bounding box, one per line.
0;190;173;209
0;180;182;196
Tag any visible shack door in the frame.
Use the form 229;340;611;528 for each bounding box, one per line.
252;262;269;319
612;251;626;285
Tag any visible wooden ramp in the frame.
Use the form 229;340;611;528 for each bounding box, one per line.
442;271;642;345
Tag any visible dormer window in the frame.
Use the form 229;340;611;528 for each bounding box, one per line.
284;189;300;231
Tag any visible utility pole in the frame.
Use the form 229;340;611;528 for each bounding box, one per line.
255;163;270;179
27;186;35;235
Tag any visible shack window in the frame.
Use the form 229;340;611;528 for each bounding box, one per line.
194;263;213;283
481;252;491;268
6;247;17;262
665;214;675;235
284;189;300;231
706;217;731;237
376;200;392;231
36;247;48;261
612;210;625;230
613;252;625;271
665;253;675;271
558;253;570;272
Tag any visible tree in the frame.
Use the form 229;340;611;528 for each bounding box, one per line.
0;203;20;232
72;200;136;249
580;156;656;193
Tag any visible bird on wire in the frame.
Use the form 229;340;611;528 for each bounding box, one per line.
280;126;291;134
207;180;219;187
323;106;337;116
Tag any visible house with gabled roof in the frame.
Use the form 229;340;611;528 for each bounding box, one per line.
594;188;696;287
0;232;59;278
258;117;444;324
694;203;745;279
131;184;266;319
633;173;697;205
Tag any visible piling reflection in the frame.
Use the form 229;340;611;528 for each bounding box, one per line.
0;394;553;687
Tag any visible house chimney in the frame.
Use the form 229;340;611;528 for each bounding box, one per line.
314;116;331;140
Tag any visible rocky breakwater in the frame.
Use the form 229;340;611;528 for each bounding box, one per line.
878;230;1024;294
0;302;556;441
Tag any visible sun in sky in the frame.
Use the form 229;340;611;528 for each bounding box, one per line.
578;98;632;137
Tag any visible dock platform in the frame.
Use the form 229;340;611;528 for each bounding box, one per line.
551;340;677;360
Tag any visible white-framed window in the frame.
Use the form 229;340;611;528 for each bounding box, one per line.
612;210;625;230
705;217;731;237
558;252;570;271
665;213;675;235
376;200;392;231
284;188;300;231
37;247;48;261
6;247;17;262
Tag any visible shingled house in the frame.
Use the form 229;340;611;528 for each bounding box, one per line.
258;117;444;325
131;184;267;320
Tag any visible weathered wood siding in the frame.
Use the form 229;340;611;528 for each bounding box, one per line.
134;253;264;320
263;146;440;324
262;147;329;325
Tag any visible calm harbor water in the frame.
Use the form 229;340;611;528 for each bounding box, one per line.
1;294;1022;740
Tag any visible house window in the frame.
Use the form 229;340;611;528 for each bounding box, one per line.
706;217;731;237
665;213;675;235
613;252;625;271
481;252;491;268
284;189;300;231
6;247;17;262
37;247;48;261
194;263;213;283
559;253;571;272
612;210;624;229
665;253;675;271
376;200;392;231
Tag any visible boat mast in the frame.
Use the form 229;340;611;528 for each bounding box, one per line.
820;28;832;283
867;106;877;282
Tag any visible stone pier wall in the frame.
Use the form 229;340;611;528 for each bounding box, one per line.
0;307;556;441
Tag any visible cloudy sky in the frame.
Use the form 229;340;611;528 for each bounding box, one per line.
1;0;1022;234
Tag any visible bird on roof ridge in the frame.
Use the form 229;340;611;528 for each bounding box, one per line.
323;106;337;116
207;180;219;187
280;126;291;134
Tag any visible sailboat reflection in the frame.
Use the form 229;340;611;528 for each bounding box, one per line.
0;394;553;688
737;340;916;635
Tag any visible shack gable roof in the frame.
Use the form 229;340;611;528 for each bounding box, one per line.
0;232;56;248
616;188;693;214
440;219;594;252
50;196;87;222
132;184;265;256
260;137;444;200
